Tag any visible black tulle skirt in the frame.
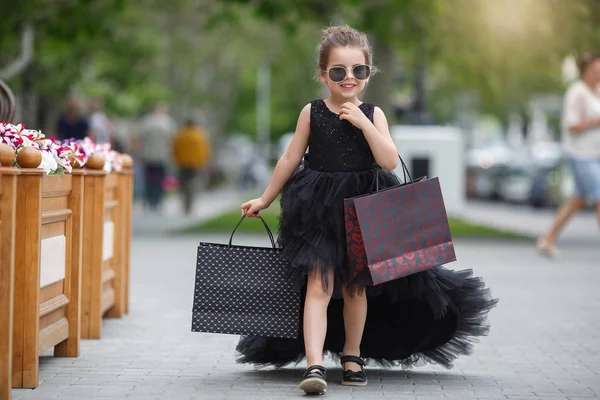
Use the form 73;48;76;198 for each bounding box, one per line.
236;162;498;369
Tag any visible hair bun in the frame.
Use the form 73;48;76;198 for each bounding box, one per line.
323;24;355;39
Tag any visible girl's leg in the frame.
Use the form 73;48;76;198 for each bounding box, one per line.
595;201;600;226
342;285;367;372
304;269;334;369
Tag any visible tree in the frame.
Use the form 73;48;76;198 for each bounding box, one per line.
0;0;145;128
215;0;600;133
424;0;600;130
214;0;445;122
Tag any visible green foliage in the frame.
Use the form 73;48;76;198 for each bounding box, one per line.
213;0;600;128
224;26;321;139
3;0;600;139
424;0;600;122
0;0;169;119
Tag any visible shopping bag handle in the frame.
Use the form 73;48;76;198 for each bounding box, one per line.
372;154;413;192
229;214;277;249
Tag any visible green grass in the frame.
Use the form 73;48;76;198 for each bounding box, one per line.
178;208;530;240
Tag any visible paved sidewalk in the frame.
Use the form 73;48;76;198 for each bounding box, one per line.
459;200;598;245
131;186;251;236
12;235;600;400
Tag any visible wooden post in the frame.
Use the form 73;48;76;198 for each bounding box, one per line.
0;167;19;400
12;169;43;389
80;170;106;339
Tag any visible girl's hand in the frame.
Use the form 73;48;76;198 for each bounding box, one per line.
240;197;269;218
339;102;370;130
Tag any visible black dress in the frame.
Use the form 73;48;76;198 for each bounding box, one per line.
236;99;498;368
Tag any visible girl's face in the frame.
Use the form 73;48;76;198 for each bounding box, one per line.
320;46;369;100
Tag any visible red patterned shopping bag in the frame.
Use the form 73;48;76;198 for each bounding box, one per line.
344;176;456;286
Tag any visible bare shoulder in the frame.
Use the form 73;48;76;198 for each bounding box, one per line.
373;106;388;122
300;103;311;117
296;103;312;125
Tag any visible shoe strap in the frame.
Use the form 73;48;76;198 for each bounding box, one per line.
304;365;326;378
340;355;365;368
343;369;367;380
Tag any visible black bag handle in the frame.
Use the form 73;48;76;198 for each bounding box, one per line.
371;154;414;193
229;214;277;249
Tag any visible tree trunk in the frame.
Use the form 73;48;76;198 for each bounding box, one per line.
20;64;38;128
0;23;34;81
406;40;433;125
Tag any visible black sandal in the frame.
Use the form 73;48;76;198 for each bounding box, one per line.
299;365;327;394
340;355;367;387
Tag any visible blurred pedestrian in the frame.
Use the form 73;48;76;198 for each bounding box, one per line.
537;52;600;258
136;102;177;212
89;98;112;144
56;95;90;141
172;119;212;215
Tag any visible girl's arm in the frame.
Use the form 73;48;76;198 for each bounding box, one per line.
340;103;398;170
366;107;399;170
241;104;311;217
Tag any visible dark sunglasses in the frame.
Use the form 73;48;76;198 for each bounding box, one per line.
325;65;371;82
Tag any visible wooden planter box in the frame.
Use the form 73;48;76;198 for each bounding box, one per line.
80;170;131;339
0;164;133;394
11;170;84;389
0;167;20;400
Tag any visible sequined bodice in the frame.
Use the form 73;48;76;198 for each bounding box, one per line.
305;99;376;172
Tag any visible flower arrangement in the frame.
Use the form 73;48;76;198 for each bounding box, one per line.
61;137;94;169
0;122;72;174
0;122;129;174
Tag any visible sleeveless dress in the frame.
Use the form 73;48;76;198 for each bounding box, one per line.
236;99;498;368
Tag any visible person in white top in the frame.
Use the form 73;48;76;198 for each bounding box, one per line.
89;98;112;144
134;102;177;211
537;53;600;258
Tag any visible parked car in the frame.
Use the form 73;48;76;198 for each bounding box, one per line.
529;159;574;208
466;141;566;205
466;143;517;200
469;164;513;200
497;165;537;204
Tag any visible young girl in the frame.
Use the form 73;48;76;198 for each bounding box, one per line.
239;25;497;395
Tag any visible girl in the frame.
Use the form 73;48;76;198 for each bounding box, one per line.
239;25;497;395
537;52;600;258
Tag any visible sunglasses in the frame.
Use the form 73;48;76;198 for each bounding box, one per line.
325;65;371;83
